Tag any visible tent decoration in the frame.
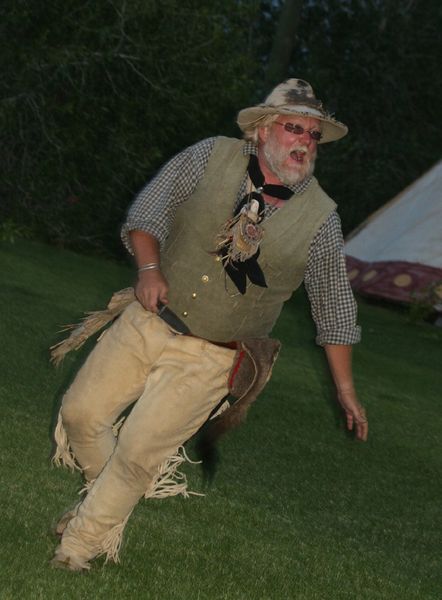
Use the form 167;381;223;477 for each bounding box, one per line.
345;161;442;310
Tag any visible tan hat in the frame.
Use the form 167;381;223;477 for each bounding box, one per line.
237;78;348;144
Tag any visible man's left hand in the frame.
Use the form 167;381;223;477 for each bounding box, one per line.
336;383;368;441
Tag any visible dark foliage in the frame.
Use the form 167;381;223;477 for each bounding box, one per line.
1;0;260;256
1;0;441;255
288;0;442;232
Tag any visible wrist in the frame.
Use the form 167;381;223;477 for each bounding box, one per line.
336;381;354;393
137;268;164;283
138;262;160;274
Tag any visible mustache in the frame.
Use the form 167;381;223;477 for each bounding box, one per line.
289;145;309;154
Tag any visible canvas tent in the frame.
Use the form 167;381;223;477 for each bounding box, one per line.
345;161;442;310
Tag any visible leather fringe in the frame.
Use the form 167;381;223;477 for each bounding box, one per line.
97;447;202;564
50;287;135;365
52;411;82;472
144;446;204;500
97;513;133;564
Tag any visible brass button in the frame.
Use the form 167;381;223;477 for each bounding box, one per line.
191;292;197;299
182;311;188;317
201;275;209;283
215;255;221;262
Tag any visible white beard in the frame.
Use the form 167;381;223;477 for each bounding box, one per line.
263;137;316;186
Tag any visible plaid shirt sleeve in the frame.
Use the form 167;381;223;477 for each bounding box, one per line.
304;211;361;346
121;137;217;253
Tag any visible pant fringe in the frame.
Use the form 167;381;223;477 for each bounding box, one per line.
145;446;204;500
111;415;126;437
78;478;96;496
97;448;202;564
52;412;82;472
97;512;133;564
53;440;202;564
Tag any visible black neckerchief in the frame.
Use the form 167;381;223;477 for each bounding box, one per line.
220;155;293;295
247;154;293;201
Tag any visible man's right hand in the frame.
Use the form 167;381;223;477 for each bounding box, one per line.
134;269;169;313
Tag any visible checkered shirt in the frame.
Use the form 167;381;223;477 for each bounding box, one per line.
121;137;361;346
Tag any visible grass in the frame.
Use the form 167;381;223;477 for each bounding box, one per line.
0;239;441;600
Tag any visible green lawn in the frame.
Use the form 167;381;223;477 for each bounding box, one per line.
0;240;441;600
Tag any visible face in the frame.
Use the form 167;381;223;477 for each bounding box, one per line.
258;116;320;185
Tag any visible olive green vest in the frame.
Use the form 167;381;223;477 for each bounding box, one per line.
161;137;336;341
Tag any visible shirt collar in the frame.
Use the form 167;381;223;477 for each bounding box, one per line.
242;141;313;195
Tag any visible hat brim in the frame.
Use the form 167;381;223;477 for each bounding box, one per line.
237;105;348;144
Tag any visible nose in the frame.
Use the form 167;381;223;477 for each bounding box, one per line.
295;126;312;142
300;130;313;145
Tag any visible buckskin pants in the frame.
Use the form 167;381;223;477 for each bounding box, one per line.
52;301;235;569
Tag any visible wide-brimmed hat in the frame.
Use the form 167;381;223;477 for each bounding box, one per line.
237;78;348;144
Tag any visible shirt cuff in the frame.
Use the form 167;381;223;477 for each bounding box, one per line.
315;325;362;346
120;222;166;255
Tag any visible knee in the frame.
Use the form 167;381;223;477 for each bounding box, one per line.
61;389;101;437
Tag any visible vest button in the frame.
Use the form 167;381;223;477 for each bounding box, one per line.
215;255;221;262
191;292;197;299
182;311;188;317
201;275;209;283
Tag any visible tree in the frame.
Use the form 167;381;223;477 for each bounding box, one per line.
265;0;303;88
279;0;442;232
0;0;261;255
2;0;441;253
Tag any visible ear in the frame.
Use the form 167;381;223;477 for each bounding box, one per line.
257;126;270;144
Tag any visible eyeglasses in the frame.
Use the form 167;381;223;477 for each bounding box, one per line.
274;121;322;141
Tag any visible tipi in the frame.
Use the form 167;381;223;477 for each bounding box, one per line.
345;161;442;310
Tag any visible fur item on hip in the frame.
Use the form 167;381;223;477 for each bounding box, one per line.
196;337;281;480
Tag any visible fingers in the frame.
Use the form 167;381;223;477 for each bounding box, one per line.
345;410;368;441
139;288;166;312
134;282;155;312
355;407;368;441
356;420;369;441
135;271;169;313
144;291;160;313
337;387;368;441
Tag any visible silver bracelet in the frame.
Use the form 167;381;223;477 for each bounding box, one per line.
138;263;160;273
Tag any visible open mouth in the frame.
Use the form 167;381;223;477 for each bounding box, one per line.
290;149;307;163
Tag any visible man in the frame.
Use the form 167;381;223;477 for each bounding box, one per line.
51;78;368;571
